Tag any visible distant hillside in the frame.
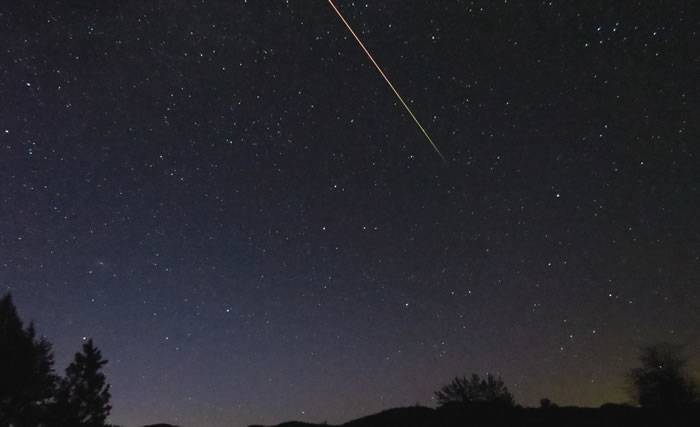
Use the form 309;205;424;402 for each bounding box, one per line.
252;404;700;427
249;422;327;427
343;406;435;427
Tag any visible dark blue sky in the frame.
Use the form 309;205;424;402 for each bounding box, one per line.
1;1;698;426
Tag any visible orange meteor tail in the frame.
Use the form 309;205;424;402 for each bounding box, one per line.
326;0;446;161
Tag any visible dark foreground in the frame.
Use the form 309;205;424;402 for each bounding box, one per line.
250;404;700;427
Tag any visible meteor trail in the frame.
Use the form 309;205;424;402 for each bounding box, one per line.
326;0;446;161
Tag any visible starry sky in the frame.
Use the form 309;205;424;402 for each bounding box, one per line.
1;1;699;426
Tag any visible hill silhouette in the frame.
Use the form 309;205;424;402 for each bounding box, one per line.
4;291;699;427
343;406;435;427
251;404;700;427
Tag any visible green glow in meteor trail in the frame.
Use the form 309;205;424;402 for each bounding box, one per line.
327;0;446;161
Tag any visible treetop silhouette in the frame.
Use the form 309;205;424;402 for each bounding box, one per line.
0;293;57;426
0;292;113;427
629;343;699;409
434;373;515;408
55;338;112;426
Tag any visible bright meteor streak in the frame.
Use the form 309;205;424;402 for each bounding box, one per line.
326;0;446;161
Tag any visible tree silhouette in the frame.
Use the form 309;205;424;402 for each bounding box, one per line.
435;373;515;407
628;343;698;409
54;339;112;426
0;293;57;426
539;398;557;409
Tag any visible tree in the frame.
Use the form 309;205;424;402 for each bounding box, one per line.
539;398;557;409
435;373;515;407
628;343;698;409
55;339;112;426
0;293;57;426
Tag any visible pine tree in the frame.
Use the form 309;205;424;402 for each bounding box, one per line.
56;339;112;426
0;293;57;426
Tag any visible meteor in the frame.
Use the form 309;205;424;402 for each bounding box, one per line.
326;0;446;161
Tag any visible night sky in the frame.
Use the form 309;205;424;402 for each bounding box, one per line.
1;1;699;426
